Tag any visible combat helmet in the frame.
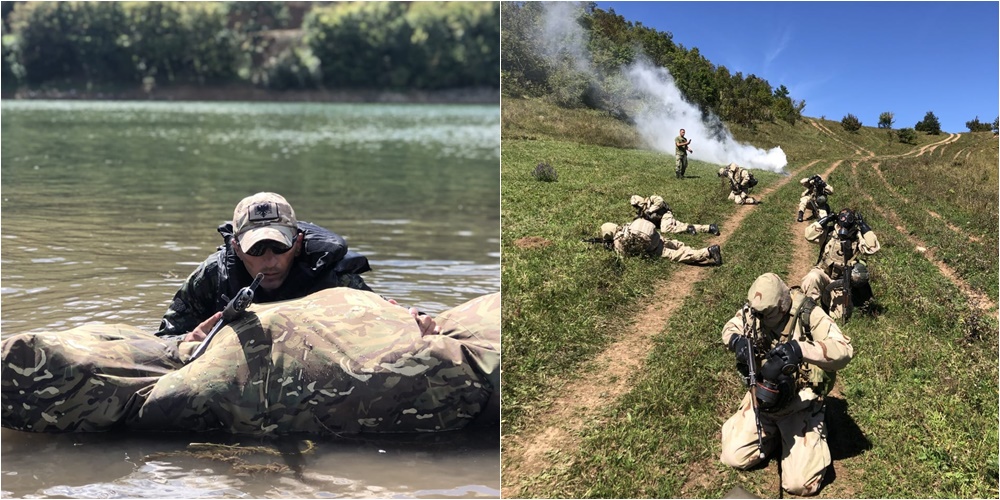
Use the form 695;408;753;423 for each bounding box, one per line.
600;222;620;242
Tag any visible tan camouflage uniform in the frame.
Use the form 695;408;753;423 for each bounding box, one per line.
629;195;716;234
719;163;760;205
802;217;880;320
600;219;721;265
2;289;499;435
720;273;853;496
797;177;834;218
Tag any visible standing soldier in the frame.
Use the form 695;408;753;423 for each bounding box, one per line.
720;273;854;496
595;219;722;265
718;163;761;205
630;195;720;236
802;209;880;321
797;175;834;222
675;128;693;179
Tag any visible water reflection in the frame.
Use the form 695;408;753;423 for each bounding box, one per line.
1;428;500;498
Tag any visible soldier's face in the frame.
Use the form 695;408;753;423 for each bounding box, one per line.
234;233;303;291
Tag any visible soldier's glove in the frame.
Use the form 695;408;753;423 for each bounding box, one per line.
727;334;752;366
759;340;803;382
856;212;871;234
816;213;836;227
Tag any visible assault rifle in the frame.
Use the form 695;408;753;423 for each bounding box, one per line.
582;237;613;250
741;304;766;459
188;272;264;363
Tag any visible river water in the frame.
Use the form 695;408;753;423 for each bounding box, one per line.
0;100;500;498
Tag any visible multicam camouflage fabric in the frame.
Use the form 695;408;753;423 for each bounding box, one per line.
2;289;499;435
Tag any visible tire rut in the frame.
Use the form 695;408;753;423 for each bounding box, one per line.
851;161;996;313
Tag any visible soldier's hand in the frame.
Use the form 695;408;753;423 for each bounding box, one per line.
184;311;223;343
410;307;441;336
817;213;836;227
856;213;872;234
760;341;803;381
727;334;752;365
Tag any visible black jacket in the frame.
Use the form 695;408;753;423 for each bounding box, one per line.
155;221;371;337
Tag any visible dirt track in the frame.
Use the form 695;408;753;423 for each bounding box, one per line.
502;124;990;497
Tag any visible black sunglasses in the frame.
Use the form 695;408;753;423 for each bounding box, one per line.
244;240;293;257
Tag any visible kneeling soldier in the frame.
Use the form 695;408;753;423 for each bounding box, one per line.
718;163;761;205
797;174;834;222
802;208;880;321
720;273;853;496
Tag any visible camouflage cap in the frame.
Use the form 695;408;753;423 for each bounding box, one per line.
232;192;299;250
747;273;791;327
630;195;645;208
717;167;727;177
600;222;620;241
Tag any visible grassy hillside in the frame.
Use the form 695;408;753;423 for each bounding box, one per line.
501;97;998;498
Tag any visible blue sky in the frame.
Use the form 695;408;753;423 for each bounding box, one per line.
594;1;999;133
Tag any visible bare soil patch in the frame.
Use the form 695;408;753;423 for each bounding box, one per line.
514;236;553;249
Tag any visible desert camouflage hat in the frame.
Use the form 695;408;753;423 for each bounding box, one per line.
747;272;792;327
600;222;620;241
233;192;299;251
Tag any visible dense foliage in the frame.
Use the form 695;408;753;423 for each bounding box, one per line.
915;110;942;135
1;1;499;91
964;116;994;133
896;127;917;145
841;113;862;132
500;2;804;127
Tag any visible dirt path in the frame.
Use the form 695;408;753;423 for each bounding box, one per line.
504;124;989;497
808;120;875;158
868;158;982;245
892;133;958;158
787;160;844;286
501;161;817;496
851;162;996;313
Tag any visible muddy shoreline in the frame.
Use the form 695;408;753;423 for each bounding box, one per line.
1;85;500;104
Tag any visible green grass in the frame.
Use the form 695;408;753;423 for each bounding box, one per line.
501;98;999;498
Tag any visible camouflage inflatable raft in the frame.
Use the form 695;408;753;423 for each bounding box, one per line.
1;288;499;435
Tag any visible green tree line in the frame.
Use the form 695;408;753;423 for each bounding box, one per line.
1;1;499;92
501;2;804;127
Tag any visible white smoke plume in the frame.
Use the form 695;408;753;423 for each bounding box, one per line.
536;3;788;173
625;60;788;172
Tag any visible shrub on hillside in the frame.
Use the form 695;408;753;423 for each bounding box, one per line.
915;111;942;135
878;112;894;129
897;127;917;145
531;162;558;182
841;113;862;132
965;116;993;133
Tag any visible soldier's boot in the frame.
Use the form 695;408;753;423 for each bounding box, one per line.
687;224;697;235
708;245;723;266
797;211;804;222
709;223;720;236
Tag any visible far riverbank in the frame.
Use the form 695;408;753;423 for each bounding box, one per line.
1;85;500;104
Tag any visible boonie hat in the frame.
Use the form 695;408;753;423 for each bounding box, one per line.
747;273;791;327
232;192;299;251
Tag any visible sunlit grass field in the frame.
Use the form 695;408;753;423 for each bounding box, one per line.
501;97;998;498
